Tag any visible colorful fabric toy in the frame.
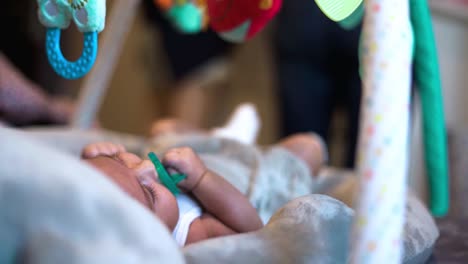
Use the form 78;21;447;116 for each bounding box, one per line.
206;0;282;42
37;0;106;79
410;0;449;217
153;0;281;42
316;0;449;217
350;0;414;262
314;0;363;22
154;0;206;34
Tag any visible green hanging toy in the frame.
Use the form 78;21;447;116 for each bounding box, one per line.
154;0;205;34
314;0;363;23
37;0;106;79
315;0;449;217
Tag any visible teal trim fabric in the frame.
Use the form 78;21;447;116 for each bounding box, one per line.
322;0;449;217
410;0;449;217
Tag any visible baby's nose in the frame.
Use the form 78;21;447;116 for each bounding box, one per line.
134;160;159;182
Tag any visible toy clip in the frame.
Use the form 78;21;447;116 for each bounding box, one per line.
38;0;106;79
148;152;187;196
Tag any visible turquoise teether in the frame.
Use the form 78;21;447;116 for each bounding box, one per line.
148;152;187;196
37;0;106;79
46;29;98;79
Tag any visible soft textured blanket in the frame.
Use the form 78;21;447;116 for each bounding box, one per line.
0;127;438;263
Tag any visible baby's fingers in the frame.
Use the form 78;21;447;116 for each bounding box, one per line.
82;144;99;158
162;150;184;169
82;142;125;158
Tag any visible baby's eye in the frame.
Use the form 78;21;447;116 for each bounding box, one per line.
140;181;157;208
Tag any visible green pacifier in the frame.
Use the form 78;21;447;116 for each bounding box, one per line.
148;152;187;196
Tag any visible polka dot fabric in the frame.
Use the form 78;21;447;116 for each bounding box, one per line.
350;0;413;263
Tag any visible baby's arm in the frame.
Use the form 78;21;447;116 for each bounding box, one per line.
163;147;263;235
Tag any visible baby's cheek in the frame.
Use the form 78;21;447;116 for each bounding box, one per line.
155;186;180;231
168;202;180;232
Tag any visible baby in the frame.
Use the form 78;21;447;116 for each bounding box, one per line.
81;131;326;246
82;143;262;246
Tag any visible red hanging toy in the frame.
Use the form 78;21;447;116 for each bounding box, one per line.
206;0;282;42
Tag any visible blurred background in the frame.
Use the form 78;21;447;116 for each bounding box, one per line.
1;1;468;261
0;0;467;173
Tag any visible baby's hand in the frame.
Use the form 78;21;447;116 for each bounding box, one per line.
162;147;207;192
82;142;126;159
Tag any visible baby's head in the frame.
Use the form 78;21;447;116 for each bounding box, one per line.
277;133;327;175
81;143;179;230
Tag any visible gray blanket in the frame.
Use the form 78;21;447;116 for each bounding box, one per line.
0;127;438;263
0;127;184;264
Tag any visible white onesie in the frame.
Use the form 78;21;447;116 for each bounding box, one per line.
172;194;203;246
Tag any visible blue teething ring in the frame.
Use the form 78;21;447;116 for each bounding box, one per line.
46;28;98;80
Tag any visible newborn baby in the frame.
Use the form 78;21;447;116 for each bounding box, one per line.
81;132;326;246
82;143;262;246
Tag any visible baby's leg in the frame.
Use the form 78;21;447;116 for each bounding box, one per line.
150;118;202;137
150;103;260;145
252;137;326;221
277;133;328;175
210;103;260;145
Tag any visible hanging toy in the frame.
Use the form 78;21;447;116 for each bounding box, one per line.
154;0;207;34
206;0;282;43
37;0;106;80
315;0;449;217
314;0;364;27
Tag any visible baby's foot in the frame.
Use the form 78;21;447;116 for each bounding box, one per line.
278;133;328;176
150;118;200;137
211;103;261;145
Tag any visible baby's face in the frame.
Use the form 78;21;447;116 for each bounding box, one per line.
82;147;179;231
